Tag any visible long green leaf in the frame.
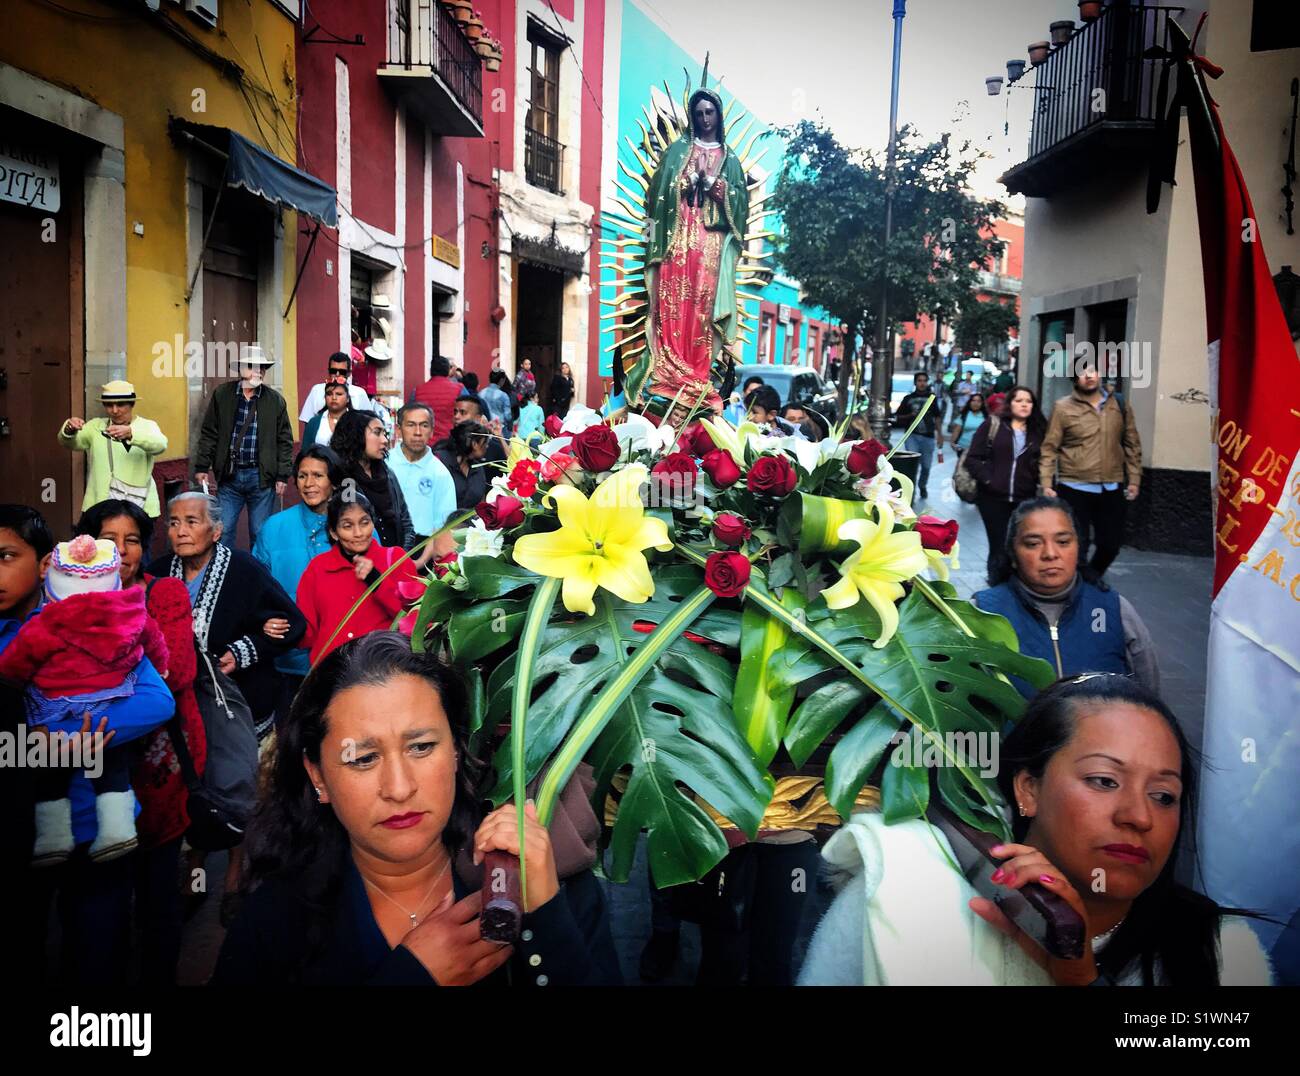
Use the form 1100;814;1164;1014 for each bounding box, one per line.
534;583;718;826
823;700;899;817
510;575;562;906
682;546;1013;836
732;589;805;766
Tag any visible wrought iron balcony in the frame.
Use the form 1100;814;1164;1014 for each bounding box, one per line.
380;0;483;137
977;270;1022;295
1000;3;1184;197
525;127;564;194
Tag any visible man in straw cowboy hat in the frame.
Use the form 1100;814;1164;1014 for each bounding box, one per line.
194;344;293;549
58;380;168;517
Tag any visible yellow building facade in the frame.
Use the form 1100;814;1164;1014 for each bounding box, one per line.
0;0;317;538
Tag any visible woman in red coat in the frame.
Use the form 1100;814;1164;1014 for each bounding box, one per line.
74;500;206;985
297;492;419;667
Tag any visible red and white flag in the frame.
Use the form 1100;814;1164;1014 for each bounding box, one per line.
1186;64;1300;959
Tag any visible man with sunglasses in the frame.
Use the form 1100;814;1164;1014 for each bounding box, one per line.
298;352;373;430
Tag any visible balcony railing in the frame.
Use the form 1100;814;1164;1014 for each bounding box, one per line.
383;0;483;134
977;270;1022;295
1002;3;1183;196
525;127;564;194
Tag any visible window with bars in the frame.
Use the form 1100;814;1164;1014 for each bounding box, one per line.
525;23;564;193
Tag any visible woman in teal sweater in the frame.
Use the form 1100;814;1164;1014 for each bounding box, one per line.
251;445;342;718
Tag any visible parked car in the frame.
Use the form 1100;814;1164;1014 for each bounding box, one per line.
731;364;840;425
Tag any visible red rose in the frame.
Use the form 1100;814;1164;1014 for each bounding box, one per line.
704;551;751;598
747;454;797;496
543;415;564;438
507;459;541;498
847;438;888;478
396;577;427;601
540;450;580;484
701;448;742;488
570;423;621;472
398;609;420;638
678;422;717;458
712;513;752;547
915;515;959;554
476;495;525;530
432;552;459;578
649;452;697;499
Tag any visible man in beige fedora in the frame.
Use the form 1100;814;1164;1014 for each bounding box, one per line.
194;344;293;549
59;380;168;517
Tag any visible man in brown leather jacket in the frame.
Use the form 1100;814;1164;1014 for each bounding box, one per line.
1038;363;1142;577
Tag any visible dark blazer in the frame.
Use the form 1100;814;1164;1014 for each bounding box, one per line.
211;859;622;986
147;544;305;722
194;381;294;489
962;417;1042;501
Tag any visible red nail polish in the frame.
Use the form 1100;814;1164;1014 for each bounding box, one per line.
1039;874;1055;884
990;868;1004;882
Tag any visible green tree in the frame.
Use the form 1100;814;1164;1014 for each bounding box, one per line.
771;120;1007;413
954;297;1021;357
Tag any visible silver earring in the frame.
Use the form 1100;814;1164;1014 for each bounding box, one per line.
1018;803;1027;816
314;786;323;801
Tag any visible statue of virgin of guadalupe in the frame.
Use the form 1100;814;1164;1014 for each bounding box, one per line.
642;87;749;420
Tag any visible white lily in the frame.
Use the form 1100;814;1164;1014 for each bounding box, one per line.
777;434;822;475
853;458;918;522
559;405;605;435
463;519;506;559
614;412;677;457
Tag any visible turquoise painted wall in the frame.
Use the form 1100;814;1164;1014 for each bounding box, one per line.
599;1;834;377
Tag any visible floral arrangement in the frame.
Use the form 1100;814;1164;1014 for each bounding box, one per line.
370;406;1054;889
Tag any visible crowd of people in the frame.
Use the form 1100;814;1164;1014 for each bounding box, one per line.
0;348;1274;989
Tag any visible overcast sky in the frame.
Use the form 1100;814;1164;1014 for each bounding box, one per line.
636;0;1069;203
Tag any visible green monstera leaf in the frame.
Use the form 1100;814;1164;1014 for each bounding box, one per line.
485;565;768;886
771;586;1057;836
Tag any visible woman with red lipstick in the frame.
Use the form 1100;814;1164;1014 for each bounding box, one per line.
212;632;619;985
972;498;1159;698
971;674;1272;985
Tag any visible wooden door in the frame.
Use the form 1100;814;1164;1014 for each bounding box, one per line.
0;149;81;537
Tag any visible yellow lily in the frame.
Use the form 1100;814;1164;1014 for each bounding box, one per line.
821;501;929;648
512;464;672;615
923;541;960;582
506;436;533;473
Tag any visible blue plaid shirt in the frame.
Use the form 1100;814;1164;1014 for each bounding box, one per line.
230;384;262;469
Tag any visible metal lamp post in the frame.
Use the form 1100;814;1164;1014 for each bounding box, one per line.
868;0;907;443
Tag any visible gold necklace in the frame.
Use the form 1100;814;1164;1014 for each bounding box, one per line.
362;854;451;928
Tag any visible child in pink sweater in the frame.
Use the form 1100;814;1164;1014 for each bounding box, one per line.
0;535;169;865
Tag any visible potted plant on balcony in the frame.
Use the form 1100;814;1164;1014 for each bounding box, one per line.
1006;58;1027;82
443;0;473;22
1027;40;1051;66
1078;0;1103;21
474;34;494;59
464;11;485;41
484;36;503;72
1049;20;1075;46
